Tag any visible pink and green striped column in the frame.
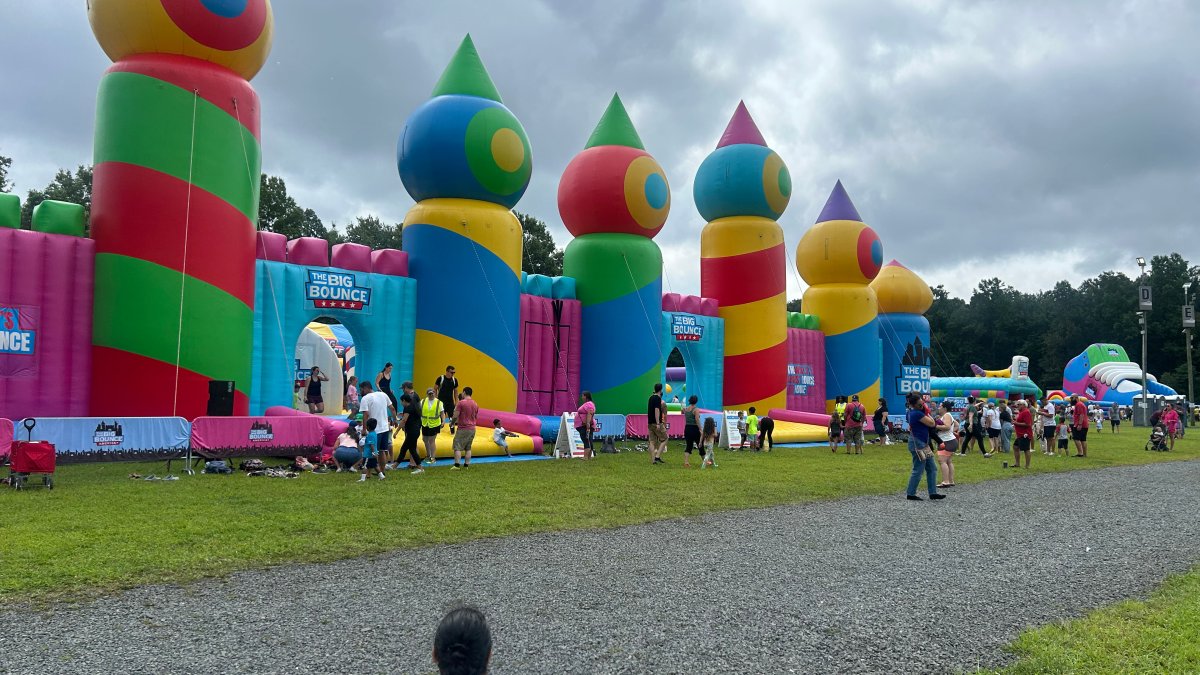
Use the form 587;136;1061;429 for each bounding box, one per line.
87;1;274;418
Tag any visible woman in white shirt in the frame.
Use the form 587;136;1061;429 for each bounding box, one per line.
984;402;1002;454
935;400;960;489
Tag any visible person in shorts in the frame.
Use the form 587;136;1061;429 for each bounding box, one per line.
736;411;747;450
934;399;959;488
358;418;385;481
420;387;446;466
647;383;668;464
451;387;479;469
1070;395;1089;457
492;419;516;457
1038;399;1056;454
1012;400;1033;468
842;394;867;454
1055;414;1070;454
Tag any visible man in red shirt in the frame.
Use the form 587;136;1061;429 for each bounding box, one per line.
1012;400;1033;468
1070;395;1089;457
451;387;480;470
843;394;868;454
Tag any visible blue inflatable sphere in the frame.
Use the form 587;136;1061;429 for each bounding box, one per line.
397;95;532;208
693;143;791;221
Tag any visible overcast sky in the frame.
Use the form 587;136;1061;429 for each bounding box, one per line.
2;1;1198;299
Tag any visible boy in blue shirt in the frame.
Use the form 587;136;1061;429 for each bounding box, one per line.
359;418;386;482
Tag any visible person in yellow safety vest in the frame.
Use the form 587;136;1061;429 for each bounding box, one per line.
420;387;446;467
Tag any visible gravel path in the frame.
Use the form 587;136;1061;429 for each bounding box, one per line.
3;461;1200;674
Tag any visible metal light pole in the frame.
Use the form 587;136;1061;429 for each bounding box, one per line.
1185;281;1195;424
1137;257;1149;420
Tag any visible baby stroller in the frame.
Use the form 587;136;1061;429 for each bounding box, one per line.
1145;425;1169;452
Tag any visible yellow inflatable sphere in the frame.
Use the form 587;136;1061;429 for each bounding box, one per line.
88;0;274;80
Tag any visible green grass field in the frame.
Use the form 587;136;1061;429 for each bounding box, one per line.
994;564;1200;673
2;428;1194;605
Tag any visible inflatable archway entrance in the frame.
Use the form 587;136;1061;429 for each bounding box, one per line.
251;258;416;414
659;310;724;411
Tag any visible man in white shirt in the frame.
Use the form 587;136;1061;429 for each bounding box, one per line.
1038;400;1056;455
359;381;396;465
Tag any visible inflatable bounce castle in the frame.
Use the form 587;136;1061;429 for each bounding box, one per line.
0;2;948;460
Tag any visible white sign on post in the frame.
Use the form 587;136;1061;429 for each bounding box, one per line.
1139;286;1153;311
554;412;586;459
719;410;744;449
1184;305;1195;329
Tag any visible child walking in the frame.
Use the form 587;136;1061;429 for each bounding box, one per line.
359;418;385;482
700;417;719;468
829;412;843;453
736;411;748;450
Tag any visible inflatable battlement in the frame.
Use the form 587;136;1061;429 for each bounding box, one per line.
254;231;408;277
786;311;820;330
0;195;88;238
521;272;576;299
662;292;718;317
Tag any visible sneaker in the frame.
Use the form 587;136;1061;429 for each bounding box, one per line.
384;463;395;470
451;464;461;470
929;494;947;500
984;453;993;458
378;472;386;480
358;475;367;482
906;495;923;501
411;467;425;475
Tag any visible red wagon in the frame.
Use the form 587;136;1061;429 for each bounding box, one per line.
8;419;55;490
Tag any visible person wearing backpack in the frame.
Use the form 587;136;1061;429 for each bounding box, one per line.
843;394;868;454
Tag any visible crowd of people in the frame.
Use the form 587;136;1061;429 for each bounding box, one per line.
318;357;1190;496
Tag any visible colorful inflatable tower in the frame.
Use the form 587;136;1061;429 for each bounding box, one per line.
795;181;884;411
870;260;933;413
398;35;532;411
559;94;670;412
696;102;791;411
87;0;274;418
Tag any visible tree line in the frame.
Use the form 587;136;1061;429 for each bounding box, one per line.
786;256;1197;397
0;155;564;277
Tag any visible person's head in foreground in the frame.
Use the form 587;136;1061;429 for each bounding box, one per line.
433;605;492;675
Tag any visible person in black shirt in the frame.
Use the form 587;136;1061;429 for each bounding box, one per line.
435;365;459;427
647;383;667;464
397;393;425;474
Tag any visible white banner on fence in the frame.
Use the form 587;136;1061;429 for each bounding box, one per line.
555;412;586;459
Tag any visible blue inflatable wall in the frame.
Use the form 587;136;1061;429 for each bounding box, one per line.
250;260;417;414
878;312;931;413
659;311;724;411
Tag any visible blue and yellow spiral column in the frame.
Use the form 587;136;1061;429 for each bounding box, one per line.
558;94;670;413
398;35;531;411
795;181;884;411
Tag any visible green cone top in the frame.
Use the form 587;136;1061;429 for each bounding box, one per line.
584;93;645;150
431;34;503;102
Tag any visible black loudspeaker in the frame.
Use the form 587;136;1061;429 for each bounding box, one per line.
207;380;235;416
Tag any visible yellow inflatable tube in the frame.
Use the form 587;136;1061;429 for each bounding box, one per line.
390;427;541;458
769;421;829;444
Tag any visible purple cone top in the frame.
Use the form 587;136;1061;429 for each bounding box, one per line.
815;180;862;223
715;101;768;149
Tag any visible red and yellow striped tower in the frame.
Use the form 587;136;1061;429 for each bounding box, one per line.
696;103;791;411
87;1;273;417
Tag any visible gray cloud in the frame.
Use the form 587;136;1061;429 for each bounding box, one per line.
2;0;1198;299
